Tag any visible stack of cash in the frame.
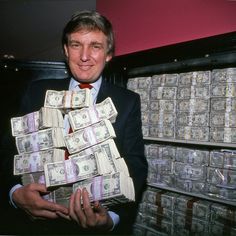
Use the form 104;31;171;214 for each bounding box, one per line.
148;74;178;139
209;203;236;235
11;107;64;136
11;106;66;176
145;144;176;187
68;97;117;131
206;166;236;201
175;71;211;141
11;89;134;207
210;68;236;143
44;89;91;110
134;187;215;235
127;76;151;137
174;195;211;235
73;172;135;206
173;147;209;193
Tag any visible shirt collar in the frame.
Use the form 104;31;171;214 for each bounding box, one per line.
69;77;102;92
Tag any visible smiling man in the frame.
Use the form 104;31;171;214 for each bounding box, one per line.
6;10;148;235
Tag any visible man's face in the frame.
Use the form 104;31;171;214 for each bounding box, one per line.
64;30;112;83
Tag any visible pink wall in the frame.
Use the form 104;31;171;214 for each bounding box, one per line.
96;0;236;56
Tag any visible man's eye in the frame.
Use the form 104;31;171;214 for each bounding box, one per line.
70;43;80;48
92;44;102;50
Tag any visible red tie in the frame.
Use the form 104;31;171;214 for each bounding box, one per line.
79;83;93;89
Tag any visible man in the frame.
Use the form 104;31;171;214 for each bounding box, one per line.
6;10;148;235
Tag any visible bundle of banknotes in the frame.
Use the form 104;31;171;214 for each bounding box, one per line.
134;186;236;236
128;68;236;143
11;89;134;207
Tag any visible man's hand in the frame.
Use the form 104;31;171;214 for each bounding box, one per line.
67;188;113;231
12;183;69;220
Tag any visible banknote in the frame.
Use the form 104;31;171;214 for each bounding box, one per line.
212;67;236;84
210;149;236;170
178;71;211;86
150;87;177;100
151;73;179;87
68;97;117;131
149;99;176;112
16;128;65;154
176;112;209;127
73;172;135;203
64;119;116;154
44;89;91;109
210;112;236;127
210;97;236;112
175;147;209;165
211;83;236;98
174;162;207;181
177;85;210;99
44;153;100;187
14;148;65;175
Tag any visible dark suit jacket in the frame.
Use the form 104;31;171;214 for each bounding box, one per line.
1;78;148;235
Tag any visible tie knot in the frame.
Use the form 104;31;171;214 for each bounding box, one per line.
79;83;93;89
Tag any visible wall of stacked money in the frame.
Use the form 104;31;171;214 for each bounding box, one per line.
112;33;236;235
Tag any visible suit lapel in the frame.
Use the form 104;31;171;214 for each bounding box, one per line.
96;79;109;103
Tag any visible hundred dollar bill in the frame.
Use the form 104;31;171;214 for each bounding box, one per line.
210;149;236;170
14;148;65;175
176;126;209;142
212;67;236;84
44;154;100;187
127;77;151;90
149;99;176;112
145;144;176;160
176;112;209;127
135;88;149;101
210;97;236;112
53;186;73;207
21;172;45;186
177;85;210;99
149;125;175;139
16;128;65;154
76;139;129;176
210;202;236;223
64;119;116;154
73;172;135;203
177;99;210;113
44;89;91;109
210;127;236;143
149;112;175;126
150;87;177;100
179;71;211;86
68;97;117;131
174;211;208;234
175;178;206;193
206;184;236;202
174;162;207;181
11;107;64;137
207;167;236;187
151;73;179;87
210;112;236;127
175;147;209;165
209;222;236;236
211;83;236;98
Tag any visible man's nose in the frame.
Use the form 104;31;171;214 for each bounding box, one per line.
80;47;90;61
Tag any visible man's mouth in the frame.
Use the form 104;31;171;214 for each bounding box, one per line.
79;65;93;71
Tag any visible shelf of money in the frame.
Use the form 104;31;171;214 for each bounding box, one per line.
127;68;236;208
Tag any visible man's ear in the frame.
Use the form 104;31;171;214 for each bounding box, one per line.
64;44;68;57
105;54;112;63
